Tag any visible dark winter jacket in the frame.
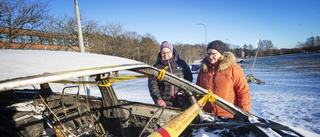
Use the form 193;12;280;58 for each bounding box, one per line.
148;48;193;107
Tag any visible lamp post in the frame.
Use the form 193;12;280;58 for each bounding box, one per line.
197;23;207;44
74;0;90;95
74;0;84;53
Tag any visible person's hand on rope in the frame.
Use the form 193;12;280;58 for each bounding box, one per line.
157;99;166;106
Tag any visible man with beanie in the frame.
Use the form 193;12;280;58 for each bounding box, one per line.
148;41;193;109
196;40;251;118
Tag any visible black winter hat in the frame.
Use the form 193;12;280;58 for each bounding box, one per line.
206;40;226;54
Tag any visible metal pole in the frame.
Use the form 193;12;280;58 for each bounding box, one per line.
251;39;261;73
74;0;84;53
74;0;90;95
197;23;207;44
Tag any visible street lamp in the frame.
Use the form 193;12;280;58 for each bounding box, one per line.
197;23;207;44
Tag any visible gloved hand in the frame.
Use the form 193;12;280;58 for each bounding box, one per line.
157;99;166;106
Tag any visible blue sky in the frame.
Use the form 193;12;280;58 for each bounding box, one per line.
47;0;320;49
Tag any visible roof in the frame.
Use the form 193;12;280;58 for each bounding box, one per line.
0;50;148;91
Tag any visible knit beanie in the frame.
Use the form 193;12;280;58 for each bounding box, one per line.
206;40;225;54
160;41;173;51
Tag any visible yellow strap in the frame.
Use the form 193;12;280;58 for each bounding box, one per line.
148;93;212;137
98;82;112;87
157;66;168;81
108;75;148;82
207;89;219;103
53;80;97;84
53;75;148;84
53;125;66;137
99;75;147;87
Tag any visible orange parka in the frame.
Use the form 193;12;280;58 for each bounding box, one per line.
196;52;251;118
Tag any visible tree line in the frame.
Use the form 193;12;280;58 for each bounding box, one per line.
1;0;319;65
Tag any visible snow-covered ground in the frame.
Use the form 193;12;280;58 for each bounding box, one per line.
242;52;320;135
113;52;320;135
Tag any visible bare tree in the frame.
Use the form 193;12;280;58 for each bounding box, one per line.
265;40;274;56
259;40;273;56
48;15;78;35
315;36;320;47
123;31;142;60
96;22;125;56
139;36;158;65
306;37;315;47
0;0;50;49
45;14;101;51
248;44;254;58
241;44;247;58
296;42;306;48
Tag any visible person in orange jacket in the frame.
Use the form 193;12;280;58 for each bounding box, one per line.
196;40;251;118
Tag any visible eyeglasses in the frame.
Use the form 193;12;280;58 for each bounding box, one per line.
206;53;218;57
161;51;172;55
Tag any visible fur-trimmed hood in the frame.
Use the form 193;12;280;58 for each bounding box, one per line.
200;52;236;72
